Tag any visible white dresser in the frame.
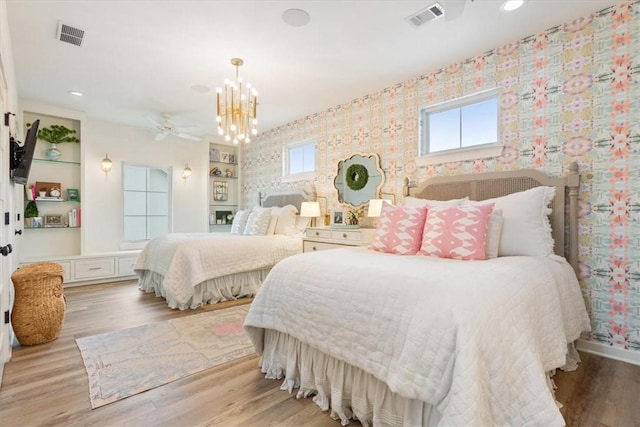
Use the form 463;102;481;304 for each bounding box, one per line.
303;227;376;252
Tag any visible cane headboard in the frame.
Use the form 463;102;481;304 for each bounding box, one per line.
404;163;580;271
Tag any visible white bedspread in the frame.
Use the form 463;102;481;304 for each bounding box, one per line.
244;247;591;426
135;233;302;307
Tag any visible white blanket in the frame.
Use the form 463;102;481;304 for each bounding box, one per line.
135;233;303;307
244;247;591;426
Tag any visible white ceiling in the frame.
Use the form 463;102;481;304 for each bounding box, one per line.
6;0;621;141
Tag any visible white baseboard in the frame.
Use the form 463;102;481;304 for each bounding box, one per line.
576;339;640;366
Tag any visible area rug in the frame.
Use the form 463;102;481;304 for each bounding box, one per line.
75;304;254;409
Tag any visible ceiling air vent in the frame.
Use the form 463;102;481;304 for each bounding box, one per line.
405;2;445;27
56;22;85;47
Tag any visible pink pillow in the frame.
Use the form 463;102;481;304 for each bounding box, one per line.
419;203;495;260
368;204;427;255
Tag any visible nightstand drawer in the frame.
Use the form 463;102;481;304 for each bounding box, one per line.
117;256;138;275
306;228;332;239
74;259;115;280
303;241;344;252
330;230;363;241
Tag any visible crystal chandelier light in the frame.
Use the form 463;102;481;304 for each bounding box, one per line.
216;58;258;144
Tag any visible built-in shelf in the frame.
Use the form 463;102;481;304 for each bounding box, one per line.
33;158;80;166
27;199;80;203
25;226;81;230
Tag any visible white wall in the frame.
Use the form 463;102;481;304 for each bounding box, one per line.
83;118;209;254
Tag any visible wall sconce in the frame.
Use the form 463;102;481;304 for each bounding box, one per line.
182;164;192;180
100;154;113;175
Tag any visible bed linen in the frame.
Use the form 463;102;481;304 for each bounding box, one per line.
135;232;302;309
244;247;591;426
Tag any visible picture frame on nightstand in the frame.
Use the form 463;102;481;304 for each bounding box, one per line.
331;209;344;226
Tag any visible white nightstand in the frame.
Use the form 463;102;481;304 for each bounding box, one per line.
303;227;376;252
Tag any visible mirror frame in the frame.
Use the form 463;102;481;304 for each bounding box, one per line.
334;153;385;207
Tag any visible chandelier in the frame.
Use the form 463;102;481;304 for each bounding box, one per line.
216;58;258;144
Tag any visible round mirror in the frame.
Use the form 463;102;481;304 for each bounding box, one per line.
334;153;384;207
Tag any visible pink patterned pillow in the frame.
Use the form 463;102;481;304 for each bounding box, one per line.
369;204;427;255
419;203;495;260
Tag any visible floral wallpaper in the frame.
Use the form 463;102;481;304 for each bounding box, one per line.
241;1;640;352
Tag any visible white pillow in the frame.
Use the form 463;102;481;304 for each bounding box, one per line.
267;215;278;235
467;186;555;257
270;205;299;235
486;209;503;259
294;215;310;233
404;196;468;208
230;210;250;235
243;207;272;236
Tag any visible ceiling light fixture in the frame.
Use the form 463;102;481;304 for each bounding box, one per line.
500;0;525;12
282;8;310;27
100;154;113;175
68;91;83;97
216;58;258;145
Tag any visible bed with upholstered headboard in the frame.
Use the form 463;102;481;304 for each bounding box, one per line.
135;190;310;310
244;165;590;426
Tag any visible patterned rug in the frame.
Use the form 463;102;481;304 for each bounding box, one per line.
75;304;254;408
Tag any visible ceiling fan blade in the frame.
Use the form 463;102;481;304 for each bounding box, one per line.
155;133;167;141
444;0;467;21
176;132;202;142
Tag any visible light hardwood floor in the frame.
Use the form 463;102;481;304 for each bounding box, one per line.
0;280;638;426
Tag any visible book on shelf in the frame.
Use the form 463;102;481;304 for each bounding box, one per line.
68;208;81;227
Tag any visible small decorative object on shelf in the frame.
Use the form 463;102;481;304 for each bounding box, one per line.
220;151;230;163
35;181;63;200
213;181;228;201
331;209;344;226
210;167;222;176
43;214;65;228
66;188;80;201
24;201;39;228
209;148;219;162
225;169;233;177
229;154;236;164
27;123;80;161
346;207;364;226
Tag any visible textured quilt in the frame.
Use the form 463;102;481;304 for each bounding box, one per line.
244;247;591;426
134;233;302;307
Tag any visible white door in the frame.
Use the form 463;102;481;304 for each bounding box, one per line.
0;63;12;386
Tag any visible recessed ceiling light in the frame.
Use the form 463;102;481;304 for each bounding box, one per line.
501;0;525;12
282;8;310;27
68;90;83;97
191;84;210;93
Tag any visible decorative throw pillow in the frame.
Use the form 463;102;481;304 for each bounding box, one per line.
404;196;468;208
271;205;299;235
485;208;504;259
230;210;249;235
466;186;556;257
243;207;272;236
419;203;495;260
368;204;427;255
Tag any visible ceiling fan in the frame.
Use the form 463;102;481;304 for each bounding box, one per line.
147;113;201;142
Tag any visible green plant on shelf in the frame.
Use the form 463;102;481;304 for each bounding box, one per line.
27;124;80;144
24;201;38;218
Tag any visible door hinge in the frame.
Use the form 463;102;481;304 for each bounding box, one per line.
3;310;9;324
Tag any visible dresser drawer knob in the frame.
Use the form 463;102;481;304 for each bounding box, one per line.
315;231;320;236
342;233;347;238
312;246;317;251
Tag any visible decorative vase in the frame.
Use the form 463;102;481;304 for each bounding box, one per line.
45;143;61;160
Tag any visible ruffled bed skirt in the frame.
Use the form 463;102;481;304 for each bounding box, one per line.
137;269;270;310
258;329;582;427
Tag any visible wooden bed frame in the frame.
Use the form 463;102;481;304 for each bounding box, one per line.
403;162;580;271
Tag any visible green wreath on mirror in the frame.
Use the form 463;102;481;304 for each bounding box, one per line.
345;164;369;191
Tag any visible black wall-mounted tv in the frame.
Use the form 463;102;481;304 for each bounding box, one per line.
10;119;39;185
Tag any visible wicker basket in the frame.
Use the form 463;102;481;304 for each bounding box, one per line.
11;262;65;345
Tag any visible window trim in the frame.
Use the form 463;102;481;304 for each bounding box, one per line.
418;88;502;163
282;138;317;183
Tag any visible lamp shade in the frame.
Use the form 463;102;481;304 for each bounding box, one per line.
367;199;393;217
300;201;321;218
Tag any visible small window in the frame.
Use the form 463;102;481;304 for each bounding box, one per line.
419;91;499;157
283;139;316;181
122;164;171;242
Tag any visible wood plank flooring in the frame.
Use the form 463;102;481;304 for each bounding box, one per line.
0;280;638;426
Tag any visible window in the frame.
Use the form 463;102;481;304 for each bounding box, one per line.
283;139;316;181
419;90;500;158
122;164;171;242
